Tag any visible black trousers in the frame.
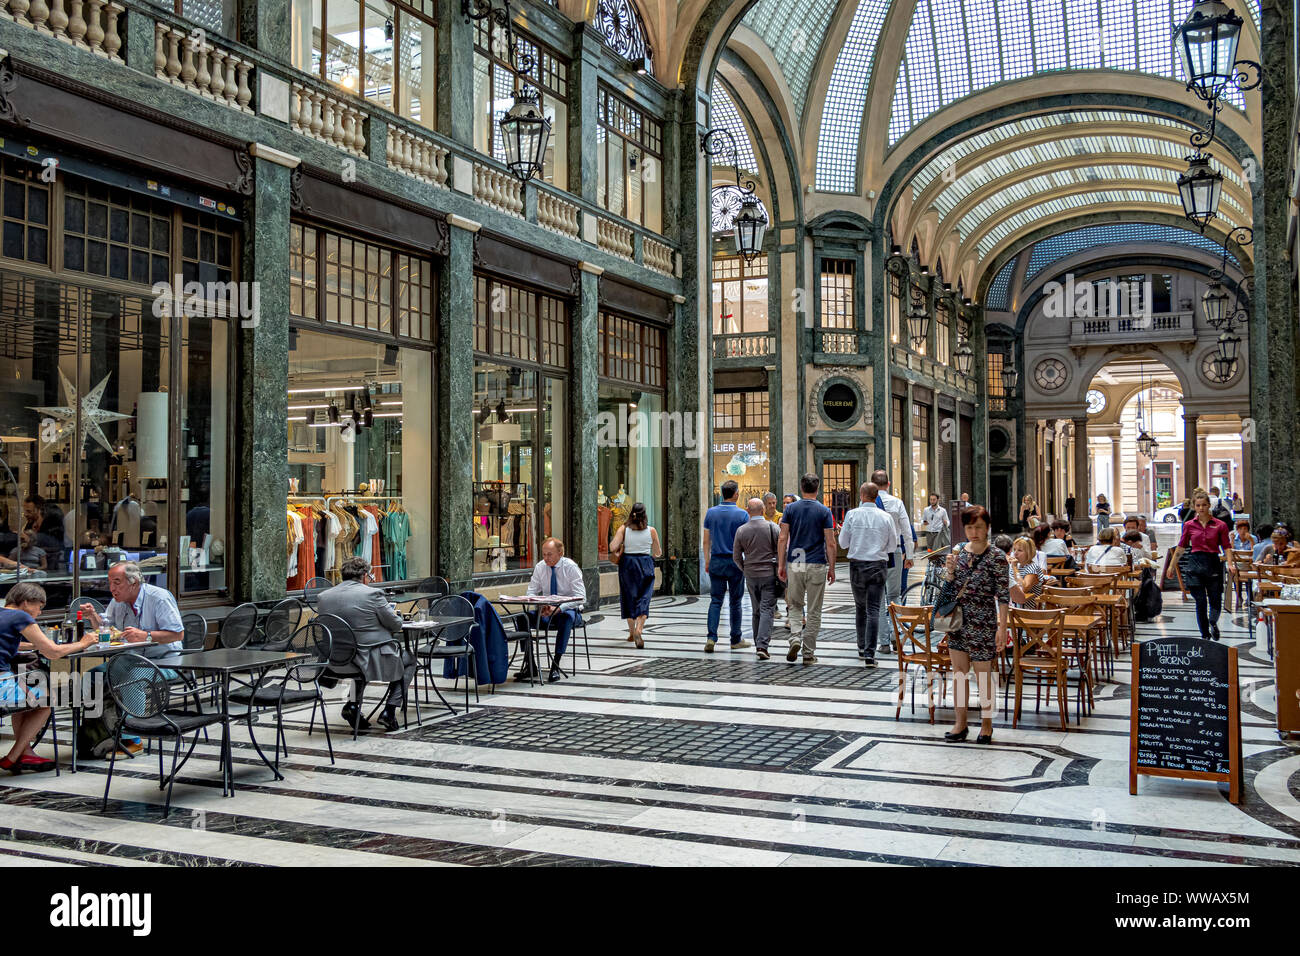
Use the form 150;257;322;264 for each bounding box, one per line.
849;559;888;657
1184;554;1224;639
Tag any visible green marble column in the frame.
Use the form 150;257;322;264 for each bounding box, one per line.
437;219;477;591
869;241;890;457
437;0;475;146
238;0;292;64
1250;1;1298;526
570;264;600;604
971;307;989;506
236;154;291;601
569;25;603;204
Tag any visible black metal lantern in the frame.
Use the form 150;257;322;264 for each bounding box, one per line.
1201;280;1230;328
1001;362;1019;393
1210;353;1236;382
500;88;552;183
954;342;974;377
1176;1;1245;102
1215;328;1241;365
1136;428;1155;458
907;288;930;347
1177;154;1223;231
885;248;909;298
732;194;767;262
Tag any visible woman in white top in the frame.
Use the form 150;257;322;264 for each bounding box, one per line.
610;502;661;648
1084;527;1131;568
919;493;950;551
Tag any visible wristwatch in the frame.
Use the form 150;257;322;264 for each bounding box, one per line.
146;630;152;642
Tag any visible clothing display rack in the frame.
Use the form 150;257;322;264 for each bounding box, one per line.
472;480;533;571
286;493;407;585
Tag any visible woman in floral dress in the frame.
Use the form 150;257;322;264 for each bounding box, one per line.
934;506;1009;744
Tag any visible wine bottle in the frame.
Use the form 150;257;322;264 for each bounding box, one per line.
60;474;70;503
75;608;85;641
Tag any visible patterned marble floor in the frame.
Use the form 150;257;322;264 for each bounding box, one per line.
2;556;1298;867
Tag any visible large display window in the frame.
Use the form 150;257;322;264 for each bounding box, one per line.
597;311;665;560
472;276;567;573
0;158;235;608
711;389;769;504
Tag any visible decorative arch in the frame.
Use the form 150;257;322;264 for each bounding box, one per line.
590;0;655;72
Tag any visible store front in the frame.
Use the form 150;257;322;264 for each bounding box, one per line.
287;220;436;586
711;389;770;504
0;148;239;608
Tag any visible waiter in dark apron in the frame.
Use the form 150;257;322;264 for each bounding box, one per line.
1172;490;1231;640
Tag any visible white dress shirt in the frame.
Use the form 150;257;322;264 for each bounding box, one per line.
876;490;916;559
838;502;898;562
920;505;950;532
1085;543;1130;567
526;556;587;604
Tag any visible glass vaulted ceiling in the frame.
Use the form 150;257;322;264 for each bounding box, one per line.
888;0;1256;147
1024;223;1239;279
709;81;759;173
741;0;843;125
816;0;893;192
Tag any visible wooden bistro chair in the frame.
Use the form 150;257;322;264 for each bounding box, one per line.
1072;571;1130;660
1041;587;1104;697
888;603;951;724
1228;550;1258;614
1007;607;1086;730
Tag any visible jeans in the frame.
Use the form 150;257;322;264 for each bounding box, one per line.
707;555;745;643
849;559;888;657
785;563;828;656
877;555;904;648
744;575;777;651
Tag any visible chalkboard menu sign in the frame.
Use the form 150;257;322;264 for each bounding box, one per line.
1129;637;1242;804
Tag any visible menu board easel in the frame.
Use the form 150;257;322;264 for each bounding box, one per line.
1129;637;1242;804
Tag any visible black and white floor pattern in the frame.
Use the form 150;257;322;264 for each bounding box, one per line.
2;571;1299;866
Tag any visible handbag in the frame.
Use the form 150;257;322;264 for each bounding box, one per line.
932;546;992;633
768;523;787;599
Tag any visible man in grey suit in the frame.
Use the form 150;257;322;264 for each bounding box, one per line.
315;556;416;732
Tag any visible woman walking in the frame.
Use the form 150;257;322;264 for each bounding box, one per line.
1095;493;1111;531
935;506;1009;744
610;502;661;648
1173;490;1231;640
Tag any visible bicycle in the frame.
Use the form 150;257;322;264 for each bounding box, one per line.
900;546;953;607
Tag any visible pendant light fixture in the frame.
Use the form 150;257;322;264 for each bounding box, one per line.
700;127;768;262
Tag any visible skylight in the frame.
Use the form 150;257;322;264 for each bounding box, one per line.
814;0;893;192
1024;223;1239;279
710;81;759;174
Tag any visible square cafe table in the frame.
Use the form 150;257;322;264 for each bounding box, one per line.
151;648;305;795
494;594;584;685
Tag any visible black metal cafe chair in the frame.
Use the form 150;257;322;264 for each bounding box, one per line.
413;595;477;716
218;603;260;649
261;598;305;650
229;621;335;775
102;653;225;818
314;612;406;739
63;595;104;627
303;577;332;610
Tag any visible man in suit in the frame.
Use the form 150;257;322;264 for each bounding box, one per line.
522;537;586;683
316;556;416;732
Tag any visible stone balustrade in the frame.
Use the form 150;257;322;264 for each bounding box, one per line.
536;189;580;238
153;22;252;113
596;217;634;259
386;125;449;187
643;236;673;275
472;162;523;217
290;82;366;156
3;0;124;62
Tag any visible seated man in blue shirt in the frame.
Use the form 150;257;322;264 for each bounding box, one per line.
78;561;184;757
702;480;753;653
521;537;587;683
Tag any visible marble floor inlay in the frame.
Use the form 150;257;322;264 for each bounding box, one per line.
2;564;1298;867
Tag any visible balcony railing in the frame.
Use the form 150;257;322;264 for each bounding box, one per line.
1070;312;1194;344
713;332;774;360
154;22;253;113
817;328;871;356
3;0;124;60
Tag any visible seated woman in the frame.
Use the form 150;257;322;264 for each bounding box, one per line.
1;582;97;774
1084;527;1131;568
1257;526;1300;566
1009;537;1044;609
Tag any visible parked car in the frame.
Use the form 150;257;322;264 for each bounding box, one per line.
1154;506;1182;523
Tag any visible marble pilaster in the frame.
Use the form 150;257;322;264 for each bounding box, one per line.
571;263;601;605
436;0;476;145
971;307;989;506
238;0;291;64
236;154;292;601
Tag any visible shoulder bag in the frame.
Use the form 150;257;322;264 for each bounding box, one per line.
932;547;993;633
768;523;787;598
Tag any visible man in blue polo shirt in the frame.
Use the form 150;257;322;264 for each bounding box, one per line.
702;480;753;652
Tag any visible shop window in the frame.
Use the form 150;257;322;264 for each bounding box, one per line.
711;255;768;336
597;383;663;559
712;389;770;504
821;461;856;528
62;180;172;285
292;0;438;130
287;327;433;585
597;86;663;233
0;161;50;266
0;271;230;605
911;402;931;519
987;351;1006;411
890;392;905;493
474;20;568;189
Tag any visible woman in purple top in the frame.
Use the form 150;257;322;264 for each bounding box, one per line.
1173;490;1232;640
0;582;97;774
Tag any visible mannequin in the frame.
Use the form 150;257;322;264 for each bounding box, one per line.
597;484;612;557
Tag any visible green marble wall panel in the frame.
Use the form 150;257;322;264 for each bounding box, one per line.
571;268;600;603
238;0;292;64
437;223;475;591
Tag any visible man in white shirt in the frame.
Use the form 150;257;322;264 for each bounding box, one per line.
838;483;899;666
1122;515;1153;554
871;469;915;655
919;493;951;551
523;537;587;683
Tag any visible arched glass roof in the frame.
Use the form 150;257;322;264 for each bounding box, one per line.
742;0;843;125
972;188;1246;259
1024;223;1239;279
887;0;1251;147
710;81;759;174
986;257;1017;310
815;0;893;192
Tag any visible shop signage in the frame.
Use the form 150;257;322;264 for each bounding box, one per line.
1129;637;1242;803
821;383;858;424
